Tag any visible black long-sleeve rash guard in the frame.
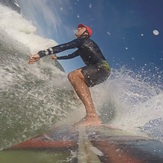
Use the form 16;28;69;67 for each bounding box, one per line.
38;38;107;66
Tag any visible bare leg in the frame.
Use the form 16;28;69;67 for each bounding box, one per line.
68;69;101;126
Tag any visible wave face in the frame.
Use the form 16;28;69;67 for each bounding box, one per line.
0;4;80;149
0;4;163;150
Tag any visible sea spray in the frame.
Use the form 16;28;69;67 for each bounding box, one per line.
0;4;81;149
0;3;163;151
92;67;163;141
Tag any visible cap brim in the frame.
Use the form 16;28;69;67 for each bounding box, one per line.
78;24;85;28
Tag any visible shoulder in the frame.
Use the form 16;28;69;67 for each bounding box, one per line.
70;38;87;47
82;38;97;47
69;38;95;47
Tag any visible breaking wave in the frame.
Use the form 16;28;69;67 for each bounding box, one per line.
0;3;163;150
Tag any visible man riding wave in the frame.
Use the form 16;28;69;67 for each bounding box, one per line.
28;24;111;126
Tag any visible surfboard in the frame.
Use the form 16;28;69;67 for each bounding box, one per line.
1;125;163;163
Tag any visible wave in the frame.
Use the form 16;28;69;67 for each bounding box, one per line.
0;4;163;150
0;4;78;149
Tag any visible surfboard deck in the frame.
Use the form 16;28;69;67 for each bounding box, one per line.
1;125;163;163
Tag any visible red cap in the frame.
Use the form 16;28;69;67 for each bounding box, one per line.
77;24;93;36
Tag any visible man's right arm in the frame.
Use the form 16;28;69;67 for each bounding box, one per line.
38;39;83;58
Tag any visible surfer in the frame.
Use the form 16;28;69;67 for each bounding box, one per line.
28;24;111;126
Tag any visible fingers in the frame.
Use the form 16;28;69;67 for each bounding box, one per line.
28;54;57;64
28;58;36;64
28;57;35;64
28;54;40;64
51;55;57;60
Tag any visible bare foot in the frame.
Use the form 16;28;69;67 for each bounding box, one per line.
74;114;101;127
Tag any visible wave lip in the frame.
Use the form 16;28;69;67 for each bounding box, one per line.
0;0;21;13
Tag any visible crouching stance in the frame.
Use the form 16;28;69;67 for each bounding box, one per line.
28;24;111;126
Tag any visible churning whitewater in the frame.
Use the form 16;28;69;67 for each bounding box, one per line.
0;4;163;150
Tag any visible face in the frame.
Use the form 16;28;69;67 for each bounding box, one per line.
75;27;86;38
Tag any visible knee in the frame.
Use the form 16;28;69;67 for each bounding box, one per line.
68;72;75;83
68;70;78;83
68;70;84;84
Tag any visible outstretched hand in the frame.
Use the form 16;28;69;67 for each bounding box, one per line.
28;54;40;64
51;55;57;60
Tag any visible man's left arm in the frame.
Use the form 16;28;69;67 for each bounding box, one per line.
28;39;83;64
56;50;79;60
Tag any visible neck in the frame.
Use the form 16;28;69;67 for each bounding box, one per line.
78;35;89;38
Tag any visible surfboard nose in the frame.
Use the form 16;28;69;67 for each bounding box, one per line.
3;125;163;163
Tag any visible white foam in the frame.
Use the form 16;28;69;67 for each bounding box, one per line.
1;3;163;144
0;4;57;53
92;68;163;135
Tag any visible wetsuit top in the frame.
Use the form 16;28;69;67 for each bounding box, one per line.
38;38;110;68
